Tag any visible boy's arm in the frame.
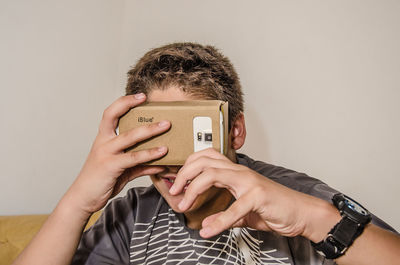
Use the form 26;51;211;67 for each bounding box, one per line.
12;94;170;265
171;148;400;265
12;196;91;265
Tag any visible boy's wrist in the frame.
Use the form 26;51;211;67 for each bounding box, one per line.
57;192;93;224
302;199;342;243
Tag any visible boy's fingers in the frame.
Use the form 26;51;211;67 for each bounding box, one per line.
99;94;146;137
183;148;227;166
202;212;247;230
201;212;223;228
108;120;170;153
110;165;166;198
128;165;166;180
200;196;253;238
178;168;240;211
118;146;168;169
171;157;233;195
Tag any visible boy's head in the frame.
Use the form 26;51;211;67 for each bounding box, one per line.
125;43;246;215
125;42;244;130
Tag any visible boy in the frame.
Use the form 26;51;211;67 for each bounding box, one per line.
14;43;400;265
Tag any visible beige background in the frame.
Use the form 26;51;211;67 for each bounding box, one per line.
1;0;399;230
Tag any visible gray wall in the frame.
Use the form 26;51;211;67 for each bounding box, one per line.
1;0;399;230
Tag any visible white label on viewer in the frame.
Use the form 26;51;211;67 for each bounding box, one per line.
193;116;213;153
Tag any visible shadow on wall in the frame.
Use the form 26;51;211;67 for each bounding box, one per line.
240;104;271;162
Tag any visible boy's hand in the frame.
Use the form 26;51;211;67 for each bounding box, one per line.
64;94;170;217
170;148;340;242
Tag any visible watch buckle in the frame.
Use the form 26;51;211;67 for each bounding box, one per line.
325;234;348;255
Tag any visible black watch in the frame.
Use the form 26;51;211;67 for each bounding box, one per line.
311;193;372;259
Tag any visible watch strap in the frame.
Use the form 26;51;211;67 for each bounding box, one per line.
312;216;366;259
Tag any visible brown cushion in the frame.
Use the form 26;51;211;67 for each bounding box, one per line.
0;212;101;265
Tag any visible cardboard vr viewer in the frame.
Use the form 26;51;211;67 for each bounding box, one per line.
118;100;229;165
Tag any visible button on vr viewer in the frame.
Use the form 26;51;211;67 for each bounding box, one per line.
196;132;212;142
204;133;212;142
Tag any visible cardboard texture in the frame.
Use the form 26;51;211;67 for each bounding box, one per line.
118;100;229;165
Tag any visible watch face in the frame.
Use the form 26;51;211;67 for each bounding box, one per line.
344;197;369;216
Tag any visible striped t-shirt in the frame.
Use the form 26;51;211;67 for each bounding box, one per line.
72;153;395;265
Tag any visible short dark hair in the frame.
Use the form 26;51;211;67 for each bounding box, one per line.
125;42;244;129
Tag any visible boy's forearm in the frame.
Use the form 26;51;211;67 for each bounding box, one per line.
12;95;170;265
305;199;400;265
335;224;400;265
12;195;91;265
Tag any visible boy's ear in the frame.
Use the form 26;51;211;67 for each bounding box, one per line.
229;113;246;150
